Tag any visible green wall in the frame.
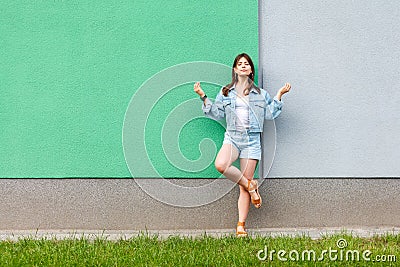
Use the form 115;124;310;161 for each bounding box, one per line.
0;1;258;178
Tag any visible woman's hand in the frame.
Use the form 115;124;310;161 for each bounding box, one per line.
194;82;206;97
277;83;291;101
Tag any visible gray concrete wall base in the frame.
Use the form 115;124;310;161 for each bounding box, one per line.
1;179;399;230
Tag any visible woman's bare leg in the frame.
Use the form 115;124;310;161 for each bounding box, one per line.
237;158;259;232
214;144;249;188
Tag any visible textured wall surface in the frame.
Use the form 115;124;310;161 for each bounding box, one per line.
1;179;399;230
0;1;258;178
259;0;400;177
0;1;399;231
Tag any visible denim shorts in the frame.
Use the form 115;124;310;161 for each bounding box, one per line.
223;130;261;160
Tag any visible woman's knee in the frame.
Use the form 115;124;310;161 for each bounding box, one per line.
215;160;229;174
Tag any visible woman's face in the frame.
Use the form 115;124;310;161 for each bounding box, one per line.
235;57;252;77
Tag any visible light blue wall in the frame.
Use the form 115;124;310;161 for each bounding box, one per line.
260;0;400;177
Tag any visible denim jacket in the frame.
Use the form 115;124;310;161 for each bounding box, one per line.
202;85;283;132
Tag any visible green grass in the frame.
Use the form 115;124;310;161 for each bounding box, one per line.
0;233;399;266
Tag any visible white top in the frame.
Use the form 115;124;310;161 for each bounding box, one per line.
235;95;250;129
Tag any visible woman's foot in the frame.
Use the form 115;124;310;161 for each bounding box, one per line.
236;221;248;237
248;180;262;208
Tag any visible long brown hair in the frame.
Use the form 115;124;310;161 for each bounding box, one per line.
222;53;260;96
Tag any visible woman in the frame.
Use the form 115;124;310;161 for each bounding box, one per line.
194;53;291;237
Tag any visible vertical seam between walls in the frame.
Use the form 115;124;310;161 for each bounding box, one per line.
258;0;264;178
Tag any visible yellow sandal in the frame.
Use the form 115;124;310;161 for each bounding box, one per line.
236;221;248;237
248;180;262;208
